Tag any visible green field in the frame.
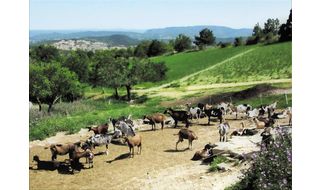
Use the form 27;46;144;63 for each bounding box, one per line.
182;42;292;85
150;45;254;83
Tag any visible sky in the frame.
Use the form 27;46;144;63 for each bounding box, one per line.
30;0;292;30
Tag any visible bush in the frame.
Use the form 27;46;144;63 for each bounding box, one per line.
228;128;292;190
209;156;228;172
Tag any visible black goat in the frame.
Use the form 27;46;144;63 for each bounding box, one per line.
204;107;223;125
164;108;190;128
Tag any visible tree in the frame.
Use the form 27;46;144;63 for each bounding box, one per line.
234;37;245;47
29;64;50;111
194;28;215;49
252;23;263;43
62;50;90;83
279;9;292;42
123;59;168;101
134;41;151;58
29;45;60;62
263;18;280;35
29;62;82;112
147;40;167;57
90;51;124;99
174;34;192;52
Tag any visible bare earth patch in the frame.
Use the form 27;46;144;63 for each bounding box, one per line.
29;116;290;190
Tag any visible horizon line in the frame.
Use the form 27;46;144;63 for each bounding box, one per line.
29;24;254;31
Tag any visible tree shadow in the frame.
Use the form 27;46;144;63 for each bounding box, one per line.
163;147;189;153
106;153;131;164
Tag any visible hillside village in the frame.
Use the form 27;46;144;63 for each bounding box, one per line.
52;39;126;51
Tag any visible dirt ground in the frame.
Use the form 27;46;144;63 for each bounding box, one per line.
29;115;290;190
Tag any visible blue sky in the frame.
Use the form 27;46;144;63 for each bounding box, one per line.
30;0;292;30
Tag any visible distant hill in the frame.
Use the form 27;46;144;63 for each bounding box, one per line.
144;25;252;39
30;25;252;44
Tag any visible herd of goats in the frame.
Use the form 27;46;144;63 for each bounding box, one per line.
30;101;292;174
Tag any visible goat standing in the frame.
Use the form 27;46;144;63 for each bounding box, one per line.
176;128;198;150
218;122;230;142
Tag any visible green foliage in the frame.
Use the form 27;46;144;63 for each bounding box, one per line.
134;40;151;58
209;156;228;172
147;40;167;57
218;42;232;48
194;28;216;49
174;34;192;52
132;60;168;82
29;61;83;112
252;23;263;43
228;131;292;190
279;9;292;42
263;18;280;36
62;50;90;83
185;42;291;84
29;44;60;62
234;37;245;47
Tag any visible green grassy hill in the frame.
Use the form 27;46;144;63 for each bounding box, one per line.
180;42;292;85
151;45;253;83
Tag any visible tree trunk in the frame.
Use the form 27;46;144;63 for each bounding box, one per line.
114;88;119;100
36;98;42;111
48;103;53;113
47;96;60;113
126;85;132;101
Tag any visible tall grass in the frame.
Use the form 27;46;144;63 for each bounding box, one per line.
29;97;167;141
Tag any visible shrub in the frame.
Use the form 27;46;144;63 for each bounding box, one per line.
209;156;228;172
228;128;292;190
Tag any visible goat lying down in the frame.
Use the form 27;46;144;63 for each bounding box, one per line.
191;143;217;161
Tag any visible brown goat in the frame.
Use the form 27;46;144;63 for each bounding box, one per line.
70;149;94;168
143;113;167;130
49;142;81;161
87;123;109;135
124;134;142;158
191;143;217;160
176;128;198;150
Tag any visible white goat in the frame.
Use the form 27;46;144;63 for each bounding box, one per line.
233;104;252;119
218;122;230;142
248;108;260;118
217;102;230;115
186;103;202;120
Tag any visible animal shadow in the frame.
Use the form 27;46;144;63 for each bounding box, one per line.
164;148;189;153
106;153;131;164
29;160;75;175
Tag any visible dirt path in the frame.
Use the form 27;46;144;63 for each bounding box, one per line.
135;48;256;93
29;116;290;190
